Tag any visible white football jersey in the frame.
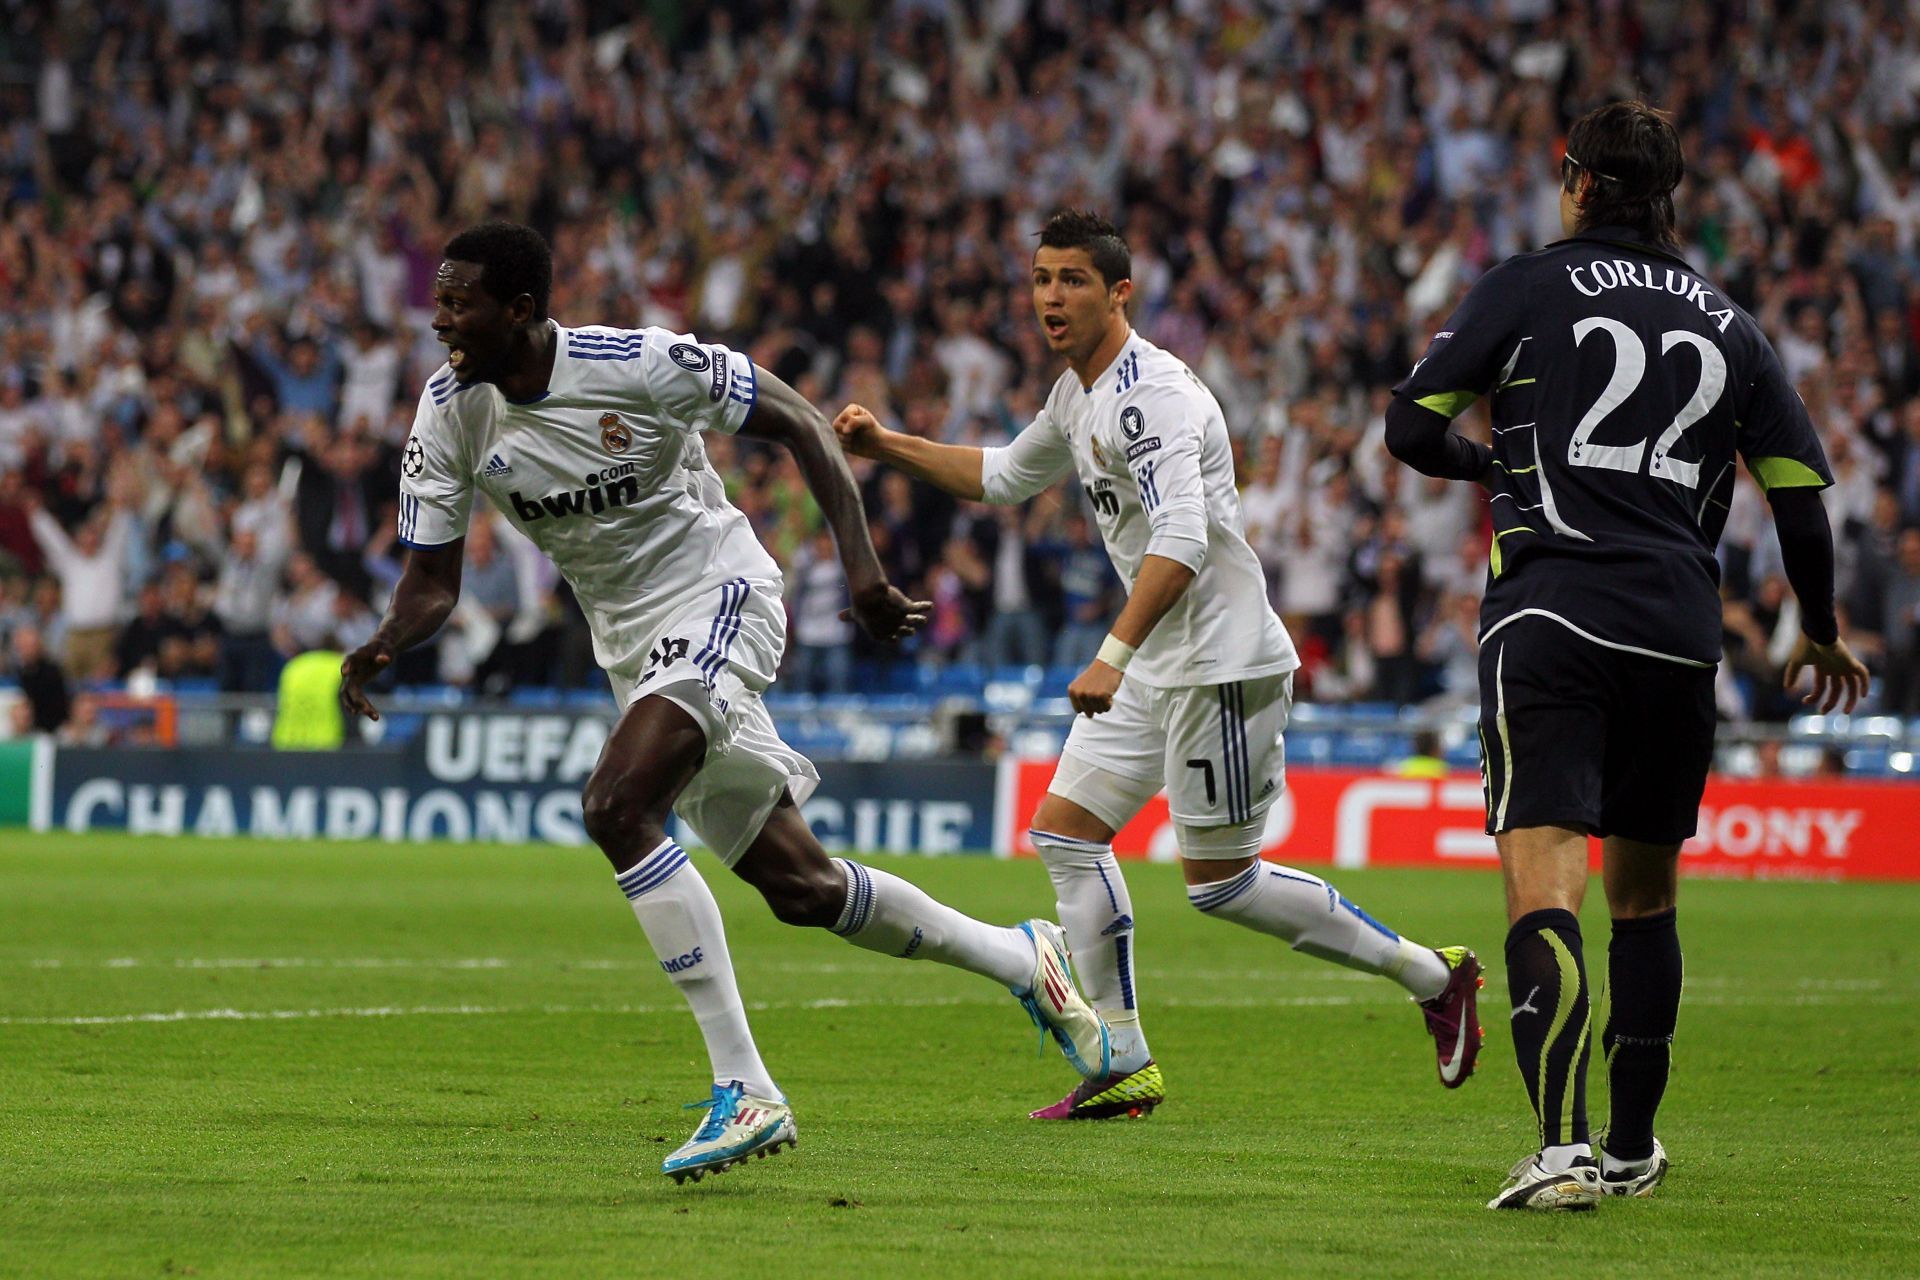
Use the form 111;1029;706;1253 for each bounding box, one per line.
979;330;1297;688
396;321;779;678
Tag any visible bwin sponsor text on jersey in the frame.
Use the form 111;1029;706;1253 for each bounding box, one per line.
509;462;640;522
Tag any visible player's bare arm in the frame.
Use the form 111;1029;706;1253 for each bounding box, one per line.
340;541;464;721
742;375;930;642
1068;554;1196;716
832;403;987;500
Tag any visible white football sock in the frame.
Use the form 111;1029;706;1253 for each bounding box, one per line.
617;838;779;1099
1541;1142;1595;1174
1030;829;1151;1073
830;859;1034;990
1187;863;1451;999
1599;1147;1654;1177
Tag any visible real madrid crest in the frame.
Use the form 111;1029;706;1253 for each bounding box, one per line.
1091;436;1107;467
599;412;632;454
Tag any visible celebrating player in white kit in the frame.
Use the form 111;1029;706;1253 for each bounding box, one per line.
836;211;1485;1120
339;222;1109;1183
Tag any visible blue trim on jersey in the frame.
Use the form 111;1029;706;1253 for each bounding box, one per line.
1236;687;1251;825
730;359;758;423
397;536;457;551
430;379;480;405
692;580;739;681
1217;683;1249;823
1135;461;1161;512
695;578;750;683
503;390;550;405
570;332;645;347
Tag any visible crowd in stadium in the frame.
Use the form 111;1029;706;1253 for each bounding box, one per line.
3;0;1920;742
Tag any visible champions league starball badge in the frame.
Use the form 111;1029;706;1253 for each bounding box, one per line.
599;412;632;453
402;436;425;478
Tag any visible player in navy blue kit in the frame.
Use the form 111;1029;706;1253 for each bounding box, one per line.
1386;103;1870;1210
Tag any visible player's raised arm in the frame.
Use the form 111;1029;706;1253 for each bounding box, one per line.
832;403;987;499
739;371;930;643
834;402;1076;504
341;541;463;721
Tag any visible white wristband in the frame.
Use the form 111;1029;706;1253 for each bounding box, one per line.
1096;634;1137;672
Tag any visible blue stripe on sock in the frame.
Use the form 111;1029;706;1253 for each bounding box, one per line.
1093;861;1120;912
1115;934;1136;1011
1339;892;1400;941
1028;829;1110;852
618;846;689;900
831;860;875;936
1190;864;1260;912
618;841;684;886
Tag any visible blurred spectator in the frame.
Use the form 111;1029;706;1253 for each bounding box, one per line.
113;582;170;679
1049;512;1116;670
978;506;1050;670
8;624;70;734
27;491;132;682
215;527;285;693
785;529;853;696
0;469;41;577
155;561;222;682
1882;528;1920;716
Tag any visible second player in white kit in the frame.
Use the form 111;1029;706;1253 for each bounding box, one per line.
341;222;1111;1184
836;210;1486;1120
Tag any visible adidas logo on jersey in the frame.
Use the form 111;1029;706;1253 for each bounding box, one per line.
484;453;512;478
509;462;639;523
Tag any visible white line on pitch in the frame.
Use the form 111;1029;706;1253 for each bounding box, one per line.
2;988;1906;1029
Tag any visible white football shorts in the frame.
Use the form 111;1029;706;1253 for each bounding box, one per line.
608;576;819;866
1052;672;1292;834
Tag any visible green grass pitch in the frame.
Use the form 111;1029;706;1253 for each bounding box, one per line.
2;832;1915;1278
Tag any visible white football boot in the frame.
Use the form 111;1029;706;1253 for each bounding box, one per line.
1487;1151;1604;1211
1013;919;1111;1080
662;1081;796;1184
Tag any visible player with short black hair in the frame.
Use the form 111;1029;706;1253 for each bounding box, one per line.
1037;208;1133;292
838;209;1486;1123
341;222;1112;1184
441;221;553;320
1386;101;1870;1210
